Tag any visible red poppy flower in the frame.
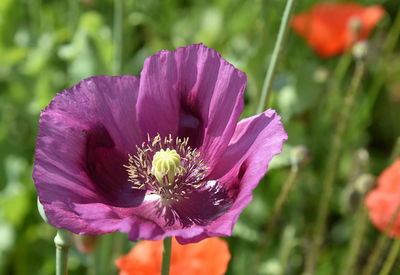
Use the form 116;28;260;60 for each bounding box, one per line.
366;158;400;237
291;2;385;58
115;237;230;275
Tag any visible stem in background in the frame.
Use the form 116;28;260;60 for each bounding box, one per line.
254;165;299;272
340;175;375;275
254;146;308;273
256;0;297;113
68;0;79;31
389;137;400;165
113;0;123;75
27;0;41;37
342;205;370;275
304;59;367;275
55;229;71;275
161;237;172;275
379;239;400;275
320;51;352;120
362;136;400;275
96;234;113;275
86;254;95;275
341;150;372;275
362;8;400;118
362;203;400;275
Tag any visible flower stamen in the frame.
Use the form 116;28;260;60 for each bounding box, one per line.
124;134;208;200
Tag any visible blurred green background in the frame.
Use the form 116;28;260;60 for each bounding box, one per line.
1;0;400;274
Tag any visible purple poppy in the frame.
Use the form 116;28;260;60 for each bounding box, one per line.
33;44;287;244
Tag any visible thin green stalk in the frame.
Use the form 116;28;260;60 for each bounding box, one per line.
55;229;71;275
362;203;400;275
256;0;297;112
362;231;390;275
68;0;79;31
379;239;400;275
27;0;41;37
341;153;372;275
255;165;299;266
86;254;95;275
161;237;172;275
254;146;308;273
96;234;114;275
363;9;400;117
320;51;352;121
112;233;129;270
304;59;366;275
113;0;123;75
389;137;400;164
362;138;400;275
341;203;370;275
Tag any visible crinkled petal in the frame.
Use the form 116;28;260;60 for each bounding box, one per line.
162;181;232;228
136;44;246;169
72;203;164;239
72;199;205;241
181;109;287;242
73;180;231;241
34;75;144;233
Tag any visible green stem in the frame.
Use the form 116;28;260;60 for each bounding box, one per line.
341;204;370;275
362;201;400;275
362;137;400;275
68;0;79;31
256;0;297;113
113;0;123;75
161;237;172;275
305;59;366;275
362;9;400;121
55;229;71;275
389;137;400;165
96;234;114;275
254;146;307;273
254;164;299;269
320;51;352;121
379;239;400;275
363;235;390;275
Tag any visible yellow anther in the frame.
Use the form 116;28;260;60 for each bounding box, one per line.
151;148;181;184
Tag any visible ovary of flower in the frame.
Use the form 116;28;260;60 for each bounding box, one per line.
151;148;181;185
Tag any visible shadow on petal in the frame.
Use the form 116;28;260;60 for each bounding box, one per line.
162;181;232;228
85;124;145;207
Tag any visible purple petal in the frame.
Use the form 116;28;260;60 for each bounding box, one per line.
34;76;144;233
72;203;165;239
136;44;246;169
161;181;232;228
71;180;232;240
183;109;287;242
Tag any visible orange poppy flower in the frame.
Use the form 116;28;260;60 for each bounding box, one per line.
366;158;400;237
115;237;231;275
291;2;385;58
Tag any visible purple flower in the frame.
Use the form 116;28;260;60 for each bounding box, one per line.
33;44;287;244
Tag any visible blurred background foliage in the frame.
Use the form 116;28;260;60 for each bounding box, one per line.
1;0;400;274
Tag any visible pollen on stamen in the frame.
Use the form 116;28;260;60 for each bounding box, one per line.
123;134;209;200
